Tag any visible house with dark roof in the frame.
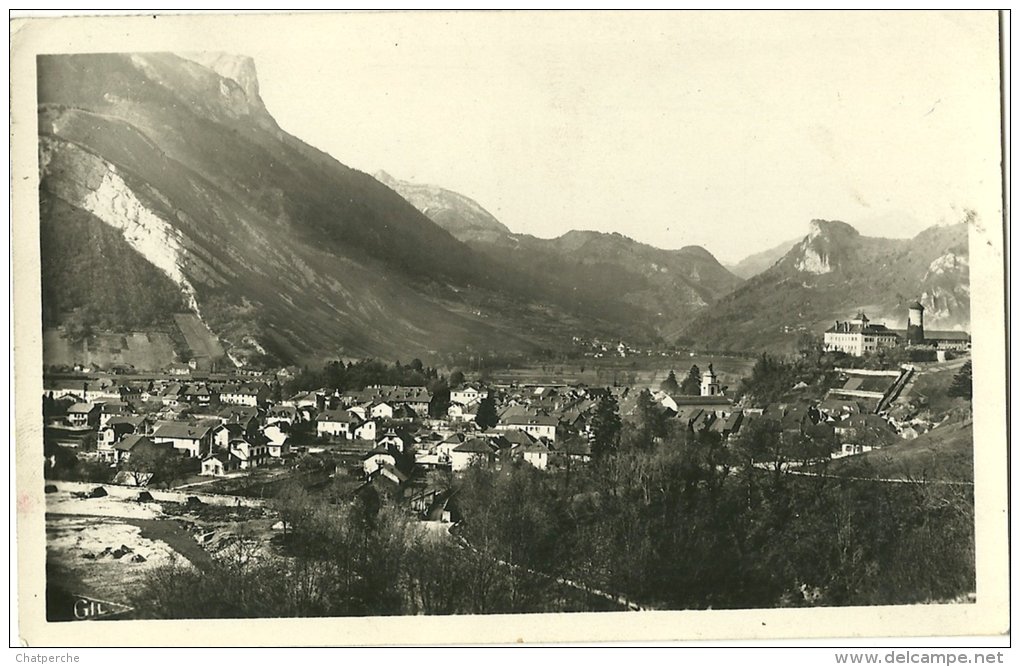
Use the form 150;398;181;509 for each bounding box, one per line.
555;435;592;463
182;383;216;406
361;441;414;477
201;451;240;477
98;417;147;462
227;434;269;470
110;435;165;465
410;487;461;523
517;441;551;470
220;381;271;407
710;411;744;440
99;401;132;427
160;383;186;407
267;404;300;426
66;402;101;428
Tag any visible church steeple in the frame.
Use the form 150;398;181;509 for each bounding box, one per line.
700;363;720;397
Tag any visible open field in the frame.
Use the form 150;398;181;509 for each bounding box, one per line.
486;354;755;389
895;356;972;416
43;328;177;370
173;313;225;365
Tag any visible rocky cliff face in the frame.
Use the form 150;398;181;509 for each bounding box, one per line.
374;171;512;243
790;220;860;274
40;136;201;314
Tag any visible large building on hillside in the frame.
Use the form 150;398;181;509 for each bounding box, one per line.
824;303;971;357
823;312;899;356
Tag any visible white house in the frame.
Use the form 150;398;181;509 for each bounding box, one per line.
362;443;398;476
447;400;479;423
823;312;899;357
220;382;270;407
97;417;146;462
151;421;213;458
66;402;101;428
228;436;268;470
201;451;239;476
497;414;558;442
369;402;395;420
518;441;550;470
377;430;406;453
354;419;377;441
451;438;498;472
435;434;467;461
212;422;246;451
262;423;290;458
451;384;487;406
316;409;359;439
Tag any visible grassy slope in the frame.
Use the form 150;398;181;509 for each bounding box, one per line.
820;417;973;483
819;358;974;483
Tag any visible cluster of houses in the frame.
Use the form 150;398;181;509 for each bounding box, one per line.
302;382;585;484
623;363;911;460
43;372;611;494
44;355;925;500
44;375;284;478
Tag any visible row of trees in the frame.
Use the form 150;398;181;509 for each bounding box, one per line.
451;426;974;610
134;480;604;618
659;366;703;396
284;358;448;396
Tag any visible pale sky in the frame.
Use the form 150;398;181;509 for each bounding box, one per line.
241;12;1001;263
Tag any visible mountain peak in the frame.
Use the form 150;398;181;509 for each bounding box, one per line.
374;172;512;241
374;170;396;186
677;245;717;261
177;52;260;102
807;219;860;239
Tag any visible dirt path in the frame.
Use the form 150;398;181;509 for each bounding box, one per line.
124;517;217;571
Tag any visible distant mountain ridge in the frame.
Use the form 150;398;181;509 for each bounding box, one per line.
376;172;745;340
727;236;801;279
374;171;512;243
682;217;971;352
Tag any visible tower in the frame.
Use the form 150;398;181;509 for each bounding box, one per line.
851;311;869;328
700;363;720;397
907;301;925;344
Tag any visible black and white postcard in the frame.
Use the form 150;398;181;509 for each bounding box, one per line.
10;10;1009;647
